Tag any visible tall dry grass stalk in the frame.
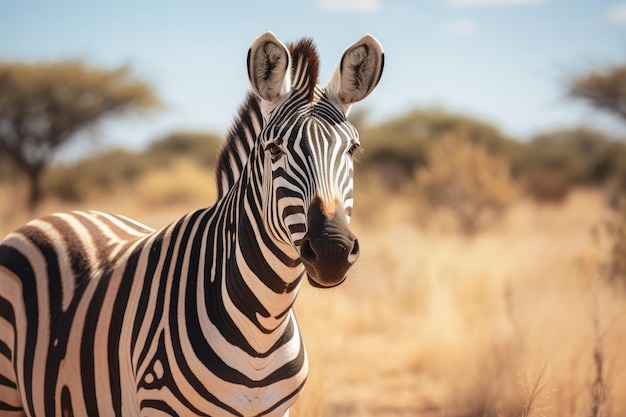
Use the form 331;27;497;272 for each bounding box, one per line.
520;363;552;417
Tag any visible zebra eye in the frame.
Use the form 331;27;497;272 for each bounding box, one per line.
265;142;285;161
347;142;361;157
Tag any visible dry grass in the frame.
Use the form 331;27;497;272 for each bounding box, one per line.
1;166;625;417
293;187;626;417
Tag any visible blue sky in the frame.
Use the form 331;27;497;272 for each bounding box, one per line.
2;0;625;160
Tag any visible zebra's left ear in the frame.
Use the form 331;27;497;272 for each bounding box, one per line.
247;31;292;105
326;34;384;114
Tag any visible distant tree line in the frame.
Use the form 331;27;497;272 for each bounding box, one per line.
41;131;223;202
356;110;626;204
1;58;626;211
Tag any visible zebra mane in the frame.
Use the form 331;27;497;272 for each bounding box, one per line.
215;37;320;198
288;38;319;102
215;93;263;198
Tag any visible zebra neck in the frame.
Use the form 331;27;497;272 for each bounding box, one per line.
204;169;303;354
234;182;303;317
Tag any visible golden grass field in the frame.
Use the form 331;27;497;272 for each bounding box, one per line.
1;161;625;417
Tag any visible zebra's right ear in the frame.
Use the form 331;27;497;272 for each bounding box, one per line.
247;31;292;105
326;34;384;114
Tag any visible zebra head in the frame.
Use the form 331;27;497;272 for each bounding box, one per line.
247;32;384;288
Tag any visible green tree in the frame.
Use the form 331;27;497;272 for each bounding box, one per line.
529;127;613;180
0;60;161;209
568;64;626;204
568;63;626;125
517;127;606;202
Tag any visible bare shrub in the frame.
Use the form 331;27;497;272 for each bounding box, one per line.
416;133;517;235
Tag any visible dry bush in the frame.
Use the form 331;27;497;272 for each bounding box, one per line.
416;133;517;235
133;159;217;208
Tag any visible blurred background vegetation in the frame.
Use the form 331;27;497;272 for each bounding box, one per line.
2;59;626;207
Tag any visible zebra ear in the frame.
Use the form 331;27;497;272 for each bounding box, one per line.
326;34;384;113
247;31;292;104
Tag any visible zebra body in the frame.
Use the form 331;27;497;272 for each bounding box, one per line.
0;32;383;416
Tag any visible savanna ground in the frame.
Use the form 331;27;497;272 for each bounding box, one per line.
1;160;624;417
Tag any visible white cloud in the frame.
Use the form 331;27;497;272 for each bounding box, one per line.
445;19;477;36
608;4;626;23
448;0;543;7
317;0;381;13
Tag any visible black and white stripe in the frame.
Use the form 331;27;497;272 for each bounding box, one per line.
0;32;383;416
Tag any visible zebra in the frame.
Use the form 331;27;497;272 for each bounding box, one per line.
0;31;383;416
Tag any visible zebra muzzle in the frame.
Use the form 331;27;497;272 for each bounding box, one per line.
299;197;360;288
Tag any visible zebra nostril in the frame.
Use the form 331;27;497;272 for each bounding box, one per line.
348;238;360;264
300;237;317;263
